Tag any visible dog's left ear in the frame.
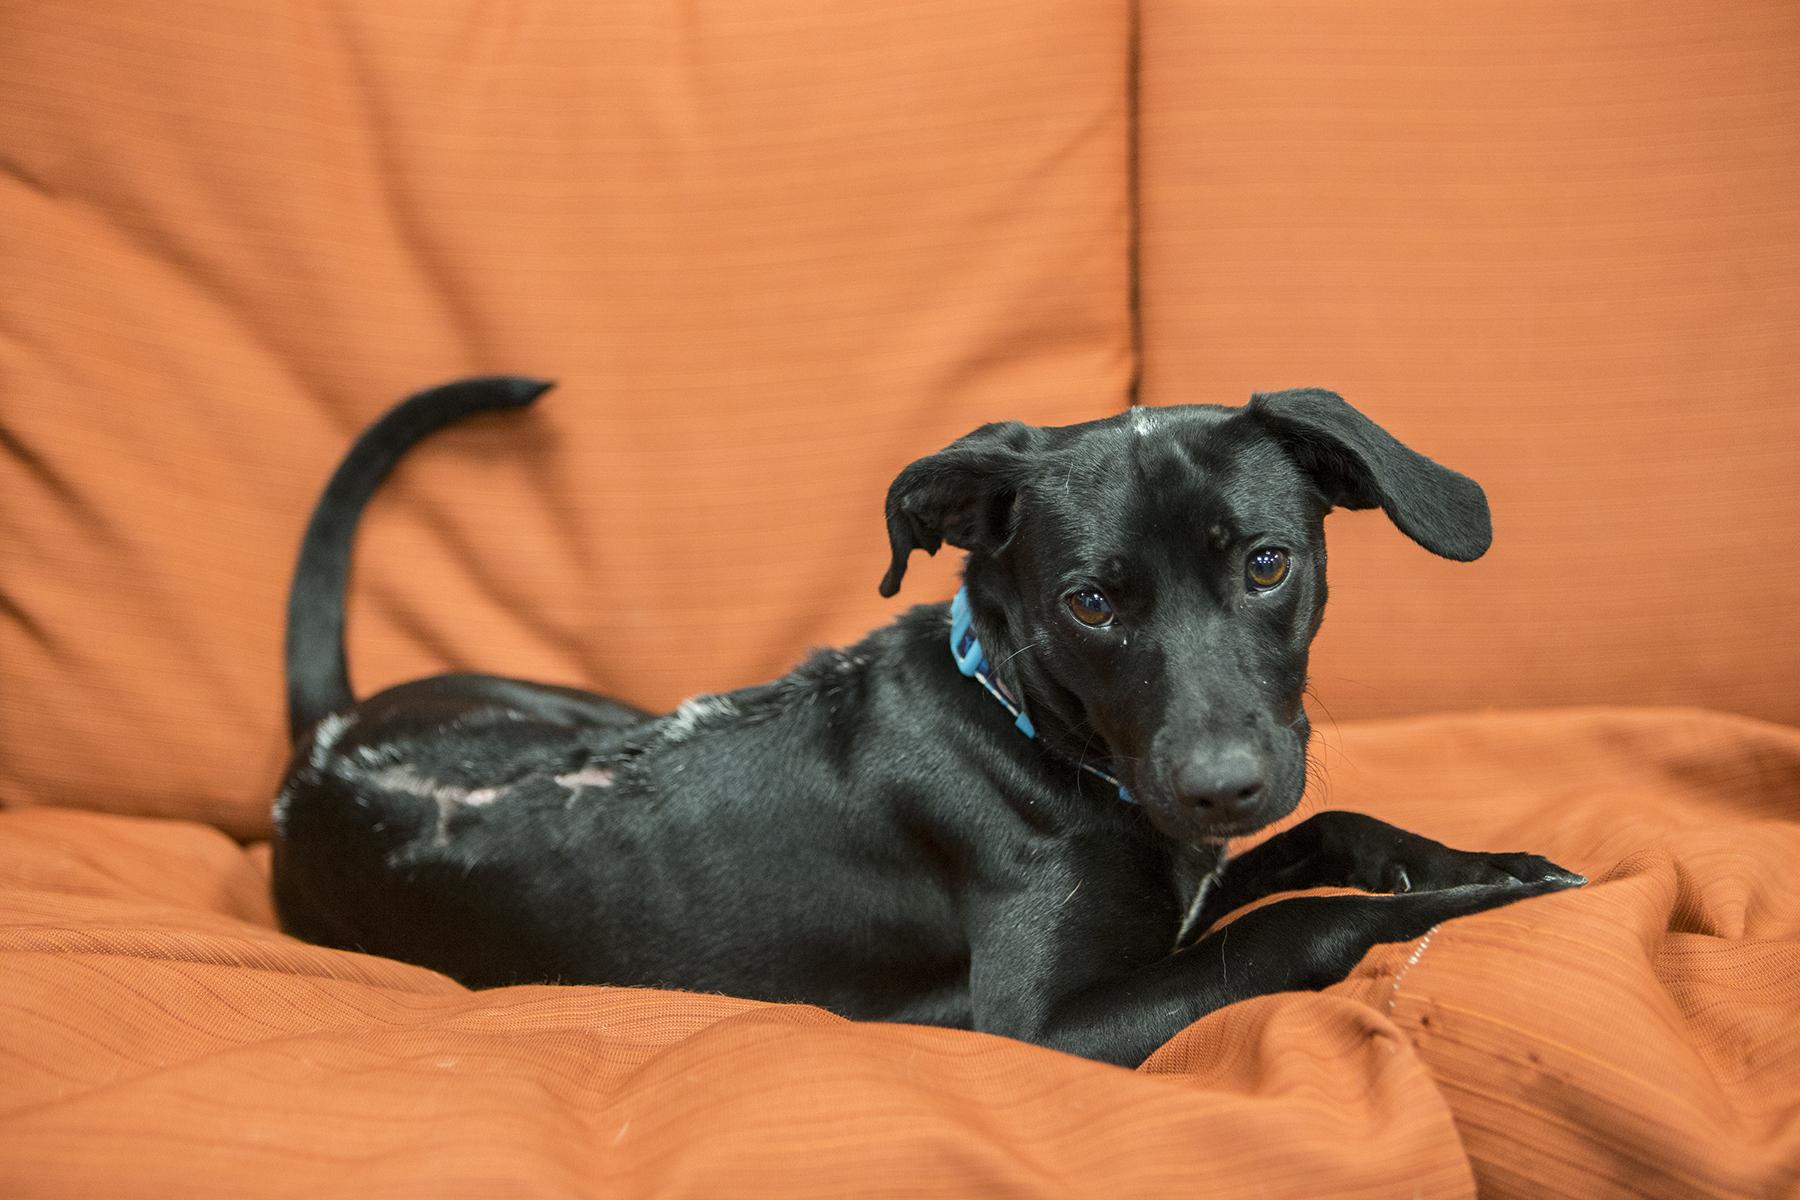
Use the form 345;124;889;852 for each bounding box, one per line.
1247;388;1492;561
879;421;1039;597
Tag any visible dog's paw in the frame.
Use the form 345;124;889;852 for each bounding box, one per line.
1467;851;1586;891
1382;847;1584;895
1398;875;1577;932
1220;878;1577;998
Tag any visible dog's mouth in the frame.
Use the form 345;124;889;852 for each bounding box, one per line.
1189;816;1280;839
1139;805;1281;846
1132;775;1303;846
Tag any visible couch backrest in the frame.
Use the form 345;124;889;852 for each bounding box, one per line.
6;2;1797;838
0;1;1131;837
1138;1;1800;725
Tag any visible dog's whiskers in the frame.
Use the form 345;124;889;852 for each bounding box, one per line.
1302;684;1347;762
992;638;1042;673
1074;730;1101;785
1299;683;1346;812
1301;747;1332;810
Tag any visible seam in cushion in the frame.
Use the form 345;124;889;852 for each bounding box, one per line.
1123;0;1142;408
1385;927;1440;1014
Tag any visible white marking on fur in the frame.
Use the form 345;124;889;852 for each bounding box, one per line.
369;764;508;844
1130;407;1154;437
308;711;357;771
1173;855;1229;953
272;783;297;835
369;764;504;806
661;695;738;743
1385;928;1439;1013
555;766;615;801
352;741;404;769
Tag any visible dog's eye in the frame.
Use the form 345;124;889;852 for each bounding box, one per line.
1066;588;1115;628
1245;548;1290;591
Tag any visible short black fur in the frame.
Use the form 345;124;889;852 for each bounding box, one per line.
273;378;1581;1067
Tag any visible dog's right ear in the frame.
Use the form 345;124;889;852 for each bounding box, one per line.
879;421;1039;597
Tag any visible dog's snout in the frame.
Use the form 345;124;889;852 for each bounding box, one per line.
1175;745;1266;823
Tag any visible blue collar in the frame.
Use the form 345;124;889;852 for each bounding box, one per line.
949;587;1134;803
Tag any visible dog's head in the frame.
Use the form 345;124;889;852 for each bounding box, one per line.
879;389;1490;843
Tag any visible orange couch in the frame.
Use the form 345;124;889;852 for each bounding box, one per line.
3;3;1797;1196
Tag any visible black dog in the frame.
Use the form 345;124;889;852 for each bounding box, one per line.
273;377;1582;1067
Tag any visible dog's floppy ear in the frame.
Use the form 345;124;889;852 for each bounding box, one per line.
1247;388;1492;561
879;421;1039;597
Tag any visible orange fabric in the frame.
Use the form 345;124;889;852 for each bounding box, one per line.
4;709;1797;1197
1138;0;1800;724
0;0;1130;838
6;4;1800;1197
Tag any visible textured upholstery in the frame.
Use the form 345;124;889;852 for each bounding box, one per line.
6;710;1795;1198
1139;0;1800;724
0;0;1130;837
3;2;1797;1196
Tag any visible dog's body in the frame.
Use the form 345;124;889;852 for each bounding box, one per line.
274;377;1580;1066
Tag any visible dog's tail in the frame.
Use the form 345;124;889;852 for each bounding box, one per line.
285;376;553;741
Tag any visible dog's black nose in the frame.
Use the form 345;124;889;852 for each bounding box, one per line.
1175;747;1266;823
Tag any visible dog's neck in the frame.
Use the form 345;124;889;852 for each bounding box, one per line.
951;585;1132;803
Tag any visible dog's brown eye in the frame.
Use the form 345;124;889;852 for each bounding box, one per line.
1066;588;1115;627
1245;548;1290;591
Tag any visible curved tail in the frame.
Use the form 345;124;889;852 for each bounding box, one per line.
285;375;553;740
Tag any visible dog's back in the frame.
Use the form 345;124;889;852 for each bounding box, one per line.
270;383;989;1008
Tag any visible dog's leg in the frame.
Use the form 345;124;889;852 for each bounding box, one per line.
980;874;1575;1067
1191;811;1583;933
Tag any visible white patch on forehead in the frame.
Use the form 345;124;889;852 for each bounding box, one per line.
661;694;738;744
555;765;615;803
1130;407;1155;438
308;711;358;772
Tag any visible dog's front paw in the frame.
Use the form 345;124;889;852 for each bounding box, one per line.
1312;812;1584;894
1363;836;1585;896
1285;812;1586;898
1437;850;1585;893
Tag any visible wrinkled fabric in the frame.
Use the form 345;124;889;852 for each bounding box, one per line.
3;709;1796;1198
5;2;1799;1196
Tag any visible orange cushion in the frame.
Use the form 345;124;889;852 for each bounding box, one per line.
0;1;1130;838
4;709;1796;1197
1138;1;1800;724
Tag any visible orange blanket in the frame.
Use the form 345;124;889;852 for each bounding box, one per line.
5;708;1796;1198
